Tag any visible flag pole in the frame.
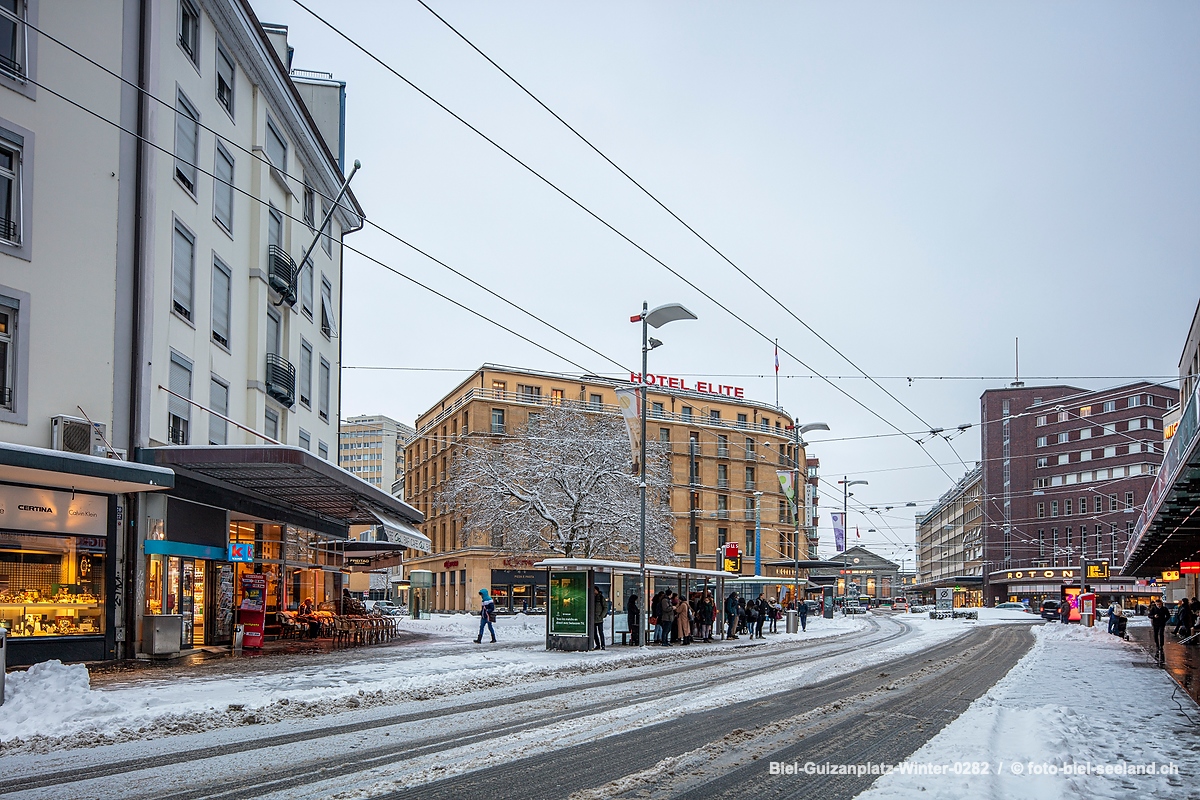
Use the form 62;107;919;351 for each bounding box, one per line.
774;339;780;409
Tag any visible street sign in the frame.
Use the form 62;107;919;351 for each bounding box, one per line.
723;542;741;573
1085;561;1109;580
936;587;953;611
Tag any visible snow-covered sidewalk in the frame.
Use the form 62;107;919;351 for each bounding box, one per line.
0;612;868;749
857;620;1199;800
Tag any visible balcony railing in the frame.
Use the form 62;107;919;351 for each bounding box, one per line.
265;353;296;408
267;245;297;306
717;478;729;489
717;446;729;458
745;479;756;490
716;509;729;520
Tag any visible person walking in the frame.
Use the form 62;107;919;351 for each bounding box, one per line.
1149;598;1170;655
474;588;497;644
725;591;739;640
592;587;608;650
1058;596;1071;624
658;591;676;646
626;593;640;646
1107;602;1119;635
798;597;809;632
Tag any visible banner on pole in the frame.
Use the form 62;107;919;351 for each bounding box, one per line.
831;512;846;553
614;387;643;475
777;470;797;512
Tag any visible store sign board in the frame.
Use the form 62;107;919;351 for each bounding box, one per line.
1181;562;1200;574
549;571;589;636
1085;561;1110;580
0;485;107;536
228;543;254;563
346;556;372;567
1162;570;1182;582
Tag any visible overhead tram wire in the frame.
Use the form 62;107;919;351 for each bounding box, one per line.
287;1;969;484
22;73;616;377
346;367;1187;382
4;8;632;377
412;1;968;458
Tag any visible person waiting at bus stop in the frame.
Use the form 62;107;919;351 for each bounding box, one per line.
724;591;739;639
658;591;676;645
626;593;640;646
592;587;607;650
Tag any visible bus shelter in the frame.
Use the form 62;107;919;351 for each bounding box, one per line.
534;558;732;651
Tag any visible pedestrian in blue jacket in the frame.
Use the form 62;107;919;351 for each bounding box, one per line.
475;588;496;644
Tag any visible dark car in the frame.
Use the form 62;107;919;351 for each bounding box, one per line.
1040;600;1060;621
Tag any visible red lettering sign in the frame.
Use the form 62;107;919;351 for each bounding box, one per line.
631;373;746;400
1181;562;1200;574
443;560;459;569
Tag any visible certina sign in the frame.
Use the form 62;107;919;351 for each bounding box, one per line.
631;373;745;399
0;485;108;536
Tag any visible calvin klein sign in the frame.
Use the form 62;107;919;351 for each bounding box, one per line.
0;485;108;536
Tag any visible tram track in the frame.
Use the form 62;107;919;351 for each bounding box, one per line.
2;616;913;797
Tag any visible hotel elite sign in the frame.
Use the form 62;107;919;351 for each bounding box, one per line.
631;373;745;399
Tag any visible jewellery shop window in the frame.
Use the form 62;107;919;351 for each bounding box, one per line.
0;532;106;637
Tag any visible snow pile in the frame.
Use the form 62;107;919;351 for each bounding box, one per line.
394;612;545;642
858;621;1195;800
0;660;119;741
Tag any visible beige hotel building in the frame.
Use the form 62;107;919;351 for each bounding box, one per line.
403;365;809;612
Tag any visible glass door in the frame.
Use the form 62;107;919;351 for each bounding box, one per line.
166;557;181;614
181;559;195;647
191;561;206;646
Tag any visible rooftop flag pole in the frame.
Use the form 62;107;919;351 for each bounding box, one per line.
774;339;780;409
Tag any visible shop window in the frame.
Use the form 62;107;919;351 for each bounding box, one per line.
0;531;106;637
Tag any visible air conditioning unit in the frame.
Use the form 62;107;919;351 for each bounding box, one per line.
51;415;107;457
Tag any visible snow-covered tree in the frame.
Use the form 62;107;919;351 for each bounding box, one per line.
439;403;677;562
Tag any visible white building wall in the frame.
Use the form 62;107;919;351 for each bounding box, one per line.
0;0;127;449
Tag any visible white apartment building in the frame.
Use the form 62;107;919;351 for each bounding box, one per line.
0;0;425;666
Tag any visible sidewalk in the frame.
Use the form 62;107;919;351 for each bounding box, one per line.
1128;619;1200;705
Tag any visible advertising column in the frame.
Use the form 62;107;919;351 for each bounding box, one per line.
547;570;589;651
239;573;266;648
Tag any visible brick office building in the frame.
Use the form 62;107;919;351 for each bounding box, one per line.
980;382;1176;605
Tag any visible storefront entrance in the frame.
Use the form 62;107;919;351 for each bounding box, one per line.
147;555;210;647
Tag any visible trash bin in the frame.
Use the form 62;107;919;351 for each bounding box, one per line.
233;623;245;654
786;609;799;634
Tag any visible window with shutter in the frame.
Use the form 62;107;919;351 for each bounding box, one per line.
211;258;231;347
320;276;334;338
299;339;312;407
216;43;235;116
301;259;313;317
172;222;194;320
265;118;287;170
318;357;331;421
209;377;228;445
174;91;199;193
168;354;192;444
213;144;234;233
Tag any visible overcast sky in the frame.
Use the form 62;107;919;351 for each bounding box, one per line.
253;0;1200;564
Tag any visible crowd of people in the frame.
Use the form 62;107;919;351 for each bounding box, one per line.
621;589;808;646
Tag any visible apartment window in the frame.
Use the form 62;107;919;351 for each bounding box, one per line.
681;406;693;420
1038;529;1045;558
1129;441;1143;454
298;429;310;451
1146;418;1156;430
1079;428;1091;440
745;466;755;488
208;377;228;445
1037;502;1045;519
588;393;603;408
168;353;192;444
264;407;279;441
1102;401;1116;413
550;388;564;405
737;413;747;428
1050;500;1059;518
1036;457;1048;468
265;117;287;171
1066;527;1073;549
1036;436;1048;448
1103;446;1116;458
302;182;315;229
1035;415;1047;427
717;434;729;457
320;200;332;256
171;221;195;321
1057;411;1069;423
208;144;235;234
717;463;728;488
745;437;756;456
1057;432;1069;444
1080;450;1092;462
716;495;728;518
1124;491;1134;509
1080;497;1088;514
1064;499;1072;515
174;91;199;194
717;528;727;548
299;339;312;407
745;529;755;556
318;356;330;422
1079;405;1092;417
178;0;199;66
0;136;20;244
1128;418;1142;431
491;408;505;434
1057;454;1069;465
778;498;788;523
1128;395;1141;408
491;380;506;393
1102;424;1115;436
320;276;334;338
265;307;281;357
659;427;670;442
300;259;313;318
517;384;541;401
1108;494;1118;512
210;257;231;348
216;42;235;116
710;409;720;421
0;297;16;412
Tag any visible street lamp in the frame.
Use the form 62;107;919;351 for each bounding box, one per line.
633;301;696;646
838;477;868;600
788;422;829;608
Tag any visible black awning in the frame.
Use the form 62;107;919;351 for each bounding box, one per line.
0;441;174;494
142;446;423;535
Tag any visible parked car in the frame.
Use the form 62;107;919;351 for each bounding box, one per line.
368;600;403;616
1040;599;1061;621
995;602;1029;612
892;597;908;610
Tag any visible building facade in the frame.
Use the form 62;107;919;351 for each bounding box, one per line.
980;382;1175;605
807;546;902;602
403;365;805;612
339;414;414;493
915;465;983;606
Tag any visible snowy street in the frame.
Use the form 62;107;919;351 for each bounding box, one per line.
2;610;1198;799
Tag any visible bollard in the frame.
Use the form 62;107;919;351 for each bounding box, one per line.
0;627;6;706
233;623;245;655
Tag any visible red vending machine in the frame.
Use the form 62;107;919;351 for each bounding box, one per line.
239;573;267;648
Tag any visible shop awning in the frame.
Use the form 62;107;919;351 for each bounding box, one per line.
368;507;432;552
142;445;422;537
0;441;174;494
